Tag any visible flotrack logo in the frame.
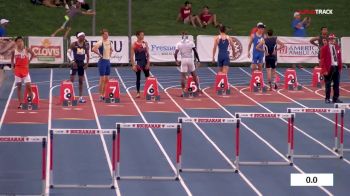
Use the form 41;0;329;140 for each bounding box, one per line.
296;9;333;15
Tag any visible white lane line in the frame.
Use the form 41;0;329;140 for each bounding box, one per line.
0;80;16;130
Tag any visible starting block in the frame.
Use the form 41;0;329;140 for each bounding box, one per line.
215;72;231;95
104;79;120;103
144;76;160;101
23;84;39;110
312;67;324;88
183;75;200;97
284;69;302;90
60;80;77;106
250;70;267;92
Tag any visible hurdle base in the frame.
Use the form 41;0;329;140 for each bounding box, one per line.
117;175;177;181
293;154;341;159
146;95;160;101
50;184;115;189
180;168;236;173
217;89;231;95
105;98;120;103
237;161;291;166
62;100;78;107
22;103;38;110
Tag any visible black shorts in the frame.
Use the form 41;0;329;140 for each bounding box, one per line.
70;61;85;76
265;56;277;69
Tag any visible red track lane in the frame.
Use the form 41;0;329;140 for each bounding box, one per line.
277;86;323;100
238;86;293;103
51;96;95;120
3;99;48;124
167;88;219;109
131;90;180;113
205;87;256;106
92;93;139;116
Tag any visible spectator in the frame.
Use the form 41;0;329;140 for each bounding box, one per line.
291;12;311;37
51;0;95;38
42;0;58;8
0;19;9;37
199;5;219;28
176;1;201;28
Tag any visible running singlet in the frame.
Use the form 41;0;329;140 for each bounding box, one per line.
218;35;230;58
14;48;29;78
133;41;148;67
72;41;89;62
252;33;264;55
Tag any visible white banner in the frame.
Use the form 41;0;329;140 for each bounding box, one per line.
28;36;64;64
0;37;15;64
341;37;350;64
70;36;129;64
131;35;193;63
277;36;319;63
196;35;251;63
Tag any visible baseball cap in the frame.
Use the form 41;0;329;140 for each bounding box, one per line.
257;23;266;28
294;12;300;17
0;19;9;25
256;22;263;27
77;32;85;37
77;0;84;3
328;33;336;39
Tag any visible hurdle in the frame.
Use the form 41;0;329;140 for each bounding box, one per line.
0;136;47;195
178;117;239;173
287;108;345;159
115;123;181;180
49;129;117;189
335;103;350;152
234;113;295;170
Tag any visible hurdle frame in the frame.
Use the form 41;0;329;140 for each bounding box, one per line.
287;108;345;159
115;123;181;181
0;136;47;195
334;103;350;152
178;117;239;173
234;113;295;170
49;129;117;189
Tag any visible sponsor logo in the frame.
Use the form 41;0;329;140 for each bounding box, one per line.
253;113;278;118
150;45;176;56
0;137;25;142
296;9;333;15
31;39;61;62
303;108;329;113
229;37;243;61
69;129;97;134
279;44;318;57
196;118;223;123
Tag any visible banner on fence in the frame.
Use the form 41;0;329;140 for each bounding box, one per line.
28;37;64;64
341;37;350;64
0;37;15;64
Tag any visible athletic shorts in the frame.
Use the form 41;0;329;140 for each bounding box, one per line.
180;58;195;73
70;61;85;76
61;18;71;29
98;59;111;76
265;56;277;69
15;74;31;83
217;55;230;67
252;52;264;64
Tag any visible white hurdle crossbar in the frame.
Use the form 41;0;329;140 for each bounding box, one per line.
49;129;116;189
116;123;181;181
234;113;295;170
0;136;47;195
335;103;350;152
178;117;239;173
288;108;345;159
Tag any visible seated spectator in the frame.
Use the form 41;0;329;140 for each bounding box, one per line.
199;5;219;28
176;1;202;28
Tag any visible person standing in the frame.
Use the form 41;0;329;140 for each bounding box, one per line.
130;30;151;98
92;29;113;101
212;25;235;74
11;36;35;109
320;34;342;104
67;32;89;103
291;12;311;37
310;26;329;60
248;23;265;71
0;19;9;37
174;32;201;96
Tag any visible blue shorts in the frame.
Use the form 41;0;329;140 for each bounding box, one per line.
217;55;230;67
252;53;264;64
98;59;111;76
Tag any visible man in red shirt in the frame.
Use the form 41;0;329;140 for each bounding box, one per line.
176;1;201;28
199;5;218;28
320;33;342;103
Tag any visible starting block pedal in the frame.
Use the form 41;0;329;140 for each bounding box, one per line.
144;76;160;101
312;67;324;88
285;68;302;91
250;71;266;93
215;72;231;95
60;80;78;106
104;79;120;103
23;84;39;110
